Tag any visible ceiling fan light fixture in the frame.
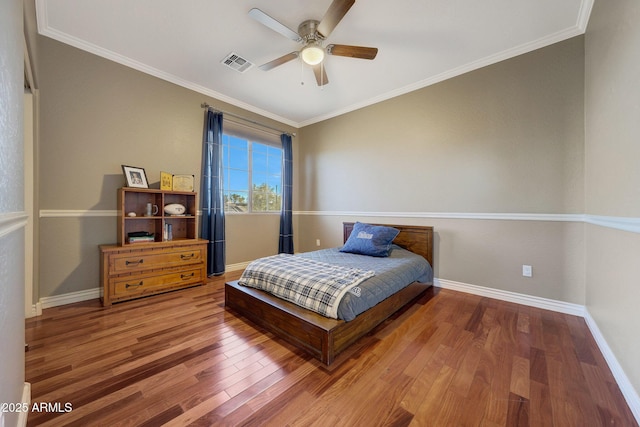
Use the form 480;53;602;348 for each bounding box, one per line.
301;43;325;65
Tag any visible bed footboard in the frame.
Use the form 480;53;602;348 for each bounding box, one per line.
225;279;432;365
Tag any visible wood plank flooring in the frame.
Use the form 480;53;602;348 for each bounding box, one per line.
25;272;637;426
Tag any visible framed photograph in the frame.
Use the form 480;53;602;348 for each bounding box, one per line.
160;171;173;190
122;165;149;188
172;174;195;192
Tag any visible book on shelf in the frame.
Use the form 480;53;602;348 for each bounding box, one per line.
128;236;155;243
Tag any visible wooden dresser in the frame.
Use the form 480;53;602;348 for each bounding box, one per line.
100;239;207;306
100;187;208;306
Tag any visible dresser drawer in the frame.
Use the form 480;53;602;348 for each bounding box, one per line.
100;239;208;306
112;267;203;298
110;247;203;274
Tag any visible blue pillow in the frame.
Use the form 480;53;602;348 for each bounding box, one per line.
340;222;400;257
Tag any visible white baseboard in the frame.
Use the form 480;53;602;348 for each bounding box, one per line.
226;261;251;272
39;288;100;309
26;302;42;318
17;382;31;427
36;263;250;311
583;310;640;423
435;278;586;316
435;278;639;424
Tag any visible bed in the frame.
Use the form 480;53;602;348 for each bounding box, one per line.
224;222;434;365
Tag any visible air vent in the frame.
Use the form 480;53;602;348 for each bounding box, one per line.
221;52;253;73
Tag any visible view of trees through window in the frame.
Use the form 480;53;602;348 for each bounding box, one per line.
222;134;282;213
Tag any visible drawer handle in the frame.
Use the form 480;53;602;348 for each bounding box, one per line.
180;253;195;260
125;259;144;266
126;281;143;289
181;272;195;280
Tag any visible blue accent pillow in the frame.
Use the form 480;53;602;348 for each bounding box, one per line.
340;222;400;257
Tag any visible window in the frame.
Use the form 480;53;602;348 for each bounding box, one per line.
222;125;282;213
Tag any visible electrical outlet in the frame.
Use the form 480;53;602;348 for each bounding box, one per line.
316;239;321;247
522;265;532;277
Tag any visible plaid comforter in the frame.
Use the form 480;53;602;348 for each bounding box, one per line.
239;254;375;319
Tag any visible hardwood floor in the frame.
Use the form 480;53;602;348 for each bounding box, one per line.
25;272;637;426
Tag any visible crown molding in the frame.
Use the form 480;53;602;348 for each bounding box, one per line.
576;0;595;32
34;0;299;129
35;0;591;129
298;23;588;127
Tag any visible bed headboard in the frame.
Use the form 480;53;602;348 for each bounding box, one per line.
343;222;434;266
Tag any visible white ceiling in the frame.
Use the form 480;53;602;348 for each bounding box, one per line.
35;0;592;128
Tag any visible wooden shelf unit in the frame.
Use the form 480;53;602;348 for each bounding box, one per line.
100;187;208;307
118;187;198;245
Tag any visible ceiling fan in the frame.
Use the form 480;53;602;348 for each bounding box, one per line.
249;0;378;86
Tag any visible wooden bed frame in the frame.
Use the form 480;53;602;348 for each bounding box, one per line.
224;222;434;365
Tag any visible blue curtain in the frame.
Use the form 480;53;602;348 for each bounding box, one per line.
279;133;294;254
200;110;225;275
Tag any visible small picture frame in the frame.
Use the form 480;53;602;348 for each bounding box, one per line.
172;174;195;192
122;165;149;188
160;171;173;190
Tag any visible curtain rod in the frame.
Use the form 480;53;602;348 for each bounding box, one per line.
201;103;296;137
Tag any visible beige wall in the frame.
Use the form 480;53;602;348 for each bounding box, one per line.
28;0;640;412
0;0;27;424
299;37;584;214
36;36;297;297
298;36;586;304
585;0;640;399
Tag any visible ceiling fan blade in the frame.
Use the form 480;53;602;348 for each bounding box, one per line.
249;8;302;42
259;52;299;71
327;44;378;60
317;0;355;38
313;64;329;86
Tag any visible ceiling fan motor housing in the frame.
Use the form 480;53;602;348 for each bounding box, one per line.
298;20;323;42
